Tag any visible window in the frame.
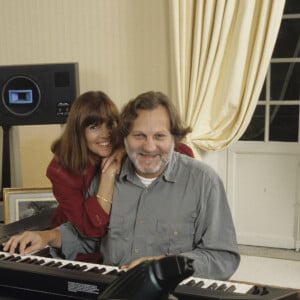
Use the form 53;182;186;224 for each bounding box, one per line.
241;0;300;142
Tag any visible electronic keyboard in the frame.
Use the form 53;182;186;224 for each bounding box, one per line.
0;251;297;300
0;207;55;247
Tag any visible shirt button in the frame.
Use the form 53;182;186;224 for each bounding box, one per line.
173;231;178;236
134;248;140;253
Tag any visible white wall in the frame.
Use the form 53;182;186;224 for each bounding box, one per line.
0;0;170;188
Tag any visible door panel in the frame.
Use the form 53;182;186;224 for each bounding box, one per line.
227;142;300;249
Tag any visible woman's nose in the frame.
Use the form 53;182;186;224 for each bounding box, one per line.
97;124;110;136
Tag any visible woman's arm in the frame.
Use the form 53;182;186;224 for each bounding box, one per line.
47;159;110;237
97;147;126;214
96;160;118;214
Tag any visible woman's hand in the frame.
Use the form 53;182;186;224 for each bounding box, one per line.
101;147;126;174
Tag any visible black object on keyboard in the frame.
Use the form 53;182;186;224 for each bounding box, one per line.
98;255;194;299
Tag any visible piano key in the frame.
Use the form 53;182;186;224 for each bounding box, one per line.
43;260;56;267
207;282;218;290
216;283;228;291
18;257;32;263
74;264;88;271
87;266;105;273
51;261;63;267
105;269;121;276
185;279;197;286
225;284;237;292
61;262;77;269
194;280;205;288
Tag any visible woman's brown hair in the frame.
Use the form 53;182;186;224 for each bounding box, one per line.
51;91;120;173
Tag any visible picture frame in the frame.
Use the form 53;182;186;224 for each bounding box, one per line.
3;187;58;224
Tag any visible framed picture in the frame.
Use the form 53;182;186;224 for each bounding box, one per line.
3;187;58;224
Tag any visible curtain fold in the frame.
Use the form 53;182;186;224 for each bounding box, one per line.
168;0;285;155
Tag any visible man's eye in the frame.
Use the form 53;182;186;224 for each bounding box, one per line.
133;134;144;139
155;135;166;140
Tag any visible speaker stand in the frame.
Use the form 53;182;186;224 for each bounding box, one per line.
1;125;11;199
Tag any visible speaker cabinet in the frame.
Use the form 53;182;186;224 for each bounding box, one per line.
0;63;79;126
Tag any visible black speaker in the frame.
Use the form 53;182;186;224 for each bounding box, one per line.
0;62;79;126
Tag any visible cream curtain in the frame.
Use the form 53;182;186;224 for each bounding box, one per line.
168;0;285;155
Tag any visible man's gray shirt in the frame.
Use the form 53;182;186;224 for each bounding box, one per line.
54;152;240;280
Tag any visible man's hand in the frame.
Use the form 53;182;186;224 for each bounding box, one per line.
2;229;61;256
120;255;165;270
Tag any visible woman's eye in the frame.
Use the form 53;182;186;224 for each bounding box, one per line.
107;120;115;128
88;124;97;130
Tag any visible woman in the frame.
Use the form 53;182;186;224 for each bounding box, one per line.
47;90;122;240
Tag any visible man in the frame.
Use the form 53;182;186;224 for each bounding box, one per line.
4;91;240;280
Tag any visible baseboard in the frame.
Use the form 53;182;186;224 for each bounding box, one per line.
239;244;300;261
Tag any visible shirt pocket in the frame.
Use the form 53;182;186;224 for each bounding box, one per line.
108;216;130;241
155;219;195;255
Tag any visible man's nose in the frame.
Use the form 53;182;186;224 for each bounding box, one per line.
143;137;156;152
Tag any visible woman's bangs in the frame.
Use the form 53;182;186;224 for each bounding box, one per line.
83;108;113;127
83;113;105;127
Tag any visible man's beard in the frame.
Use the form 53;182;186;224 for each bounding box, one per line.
124;139;174;177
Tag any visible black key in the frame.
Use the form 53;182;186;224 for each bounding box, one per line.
261;287;269;295
97;267;107;273
116;270;126;276
52;261;63;268
2;255;16;261
185;279;197;286
18;257;32;263
106;269;119;275
27;258;38;264
87;266;106;273
252;286;261;295
194;281;205;288
62;263;76;269
207;282;218;290
74;264;88;271
216;283;227;291
10;256;22;262
43;261;56;267
225;285;236;293
33;259;45;265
